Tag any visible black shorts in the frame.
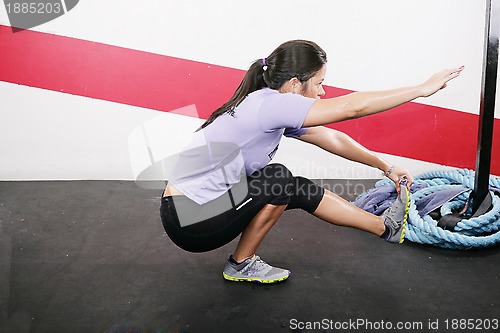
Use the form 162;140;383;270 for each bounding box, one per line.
160;163;324;252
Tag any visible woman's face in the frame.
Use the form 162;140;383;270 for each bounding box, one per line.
301;65;327;99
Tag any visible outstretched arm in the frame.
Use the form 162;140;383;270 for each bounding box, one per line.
303;67;463;127
298;126;412;191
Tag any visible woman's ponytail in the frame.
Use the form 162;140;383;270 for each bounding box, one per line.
201;59;267;128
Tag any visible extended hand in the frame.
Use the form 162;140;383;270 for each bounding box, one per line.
419;66;464;97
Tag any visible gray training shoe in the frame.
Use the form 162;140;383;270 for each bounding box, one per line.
223;255;290;283
382;183;410;243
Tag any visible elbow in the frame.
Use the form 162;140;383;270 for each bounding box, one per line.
342;102;363;120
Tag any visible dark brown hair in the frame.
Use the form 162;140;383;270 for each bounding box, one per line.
201;40;327;128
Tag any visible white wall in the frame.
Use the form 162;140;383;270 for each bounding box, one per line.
1;0;498;180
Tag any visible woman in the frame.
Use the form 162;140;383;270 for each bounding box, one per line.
160;40;462;283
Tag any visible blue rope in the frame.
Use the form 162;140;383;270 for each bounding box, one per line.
369;169;500;249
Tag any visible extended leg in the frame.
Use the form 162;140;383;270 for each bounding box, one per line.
313;189;386;236
313;187;410;243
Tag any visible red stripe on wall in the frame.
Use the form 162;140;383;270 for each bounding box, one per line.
0;25;242;119
0;25;498;175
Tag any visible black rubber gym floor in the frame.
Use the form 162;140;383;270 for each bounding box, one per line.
0;180;499;333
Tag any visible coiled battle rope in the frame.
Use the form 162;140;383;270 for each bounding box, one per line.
363;169;500;249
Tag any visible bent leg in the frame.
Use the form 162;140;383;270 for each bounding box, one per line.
230;163;295;262
313;189;385;236
231;203;287;262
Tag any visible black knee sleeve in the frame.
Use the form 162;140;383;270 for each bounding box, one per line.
248;163;295;206
286;176;324;213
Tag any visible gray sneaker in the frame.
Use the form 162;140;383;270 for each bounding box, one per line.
382;184;410;243
223;255;290;283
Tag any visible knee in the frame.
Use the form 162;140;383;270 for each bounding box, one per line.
264;163;293;181
294;177;321;196
288;177;325;213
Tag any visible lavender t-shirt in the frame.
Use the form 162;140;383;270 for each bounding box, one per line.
169;88;315;204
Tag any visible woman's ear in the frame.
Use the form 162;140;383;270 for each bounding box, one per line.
289;78;302;94
279;77;302;94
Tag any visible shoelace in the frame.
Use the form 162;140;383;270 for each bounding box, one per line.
385;214;400;229
384;205;401;229
242;256;270;276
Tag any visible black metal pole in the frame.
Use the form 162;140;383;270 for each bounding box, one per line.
473;0;499;213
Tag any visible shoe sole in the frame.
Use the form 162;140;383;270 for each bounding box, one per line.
222;272;289;284
399;186;410;244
